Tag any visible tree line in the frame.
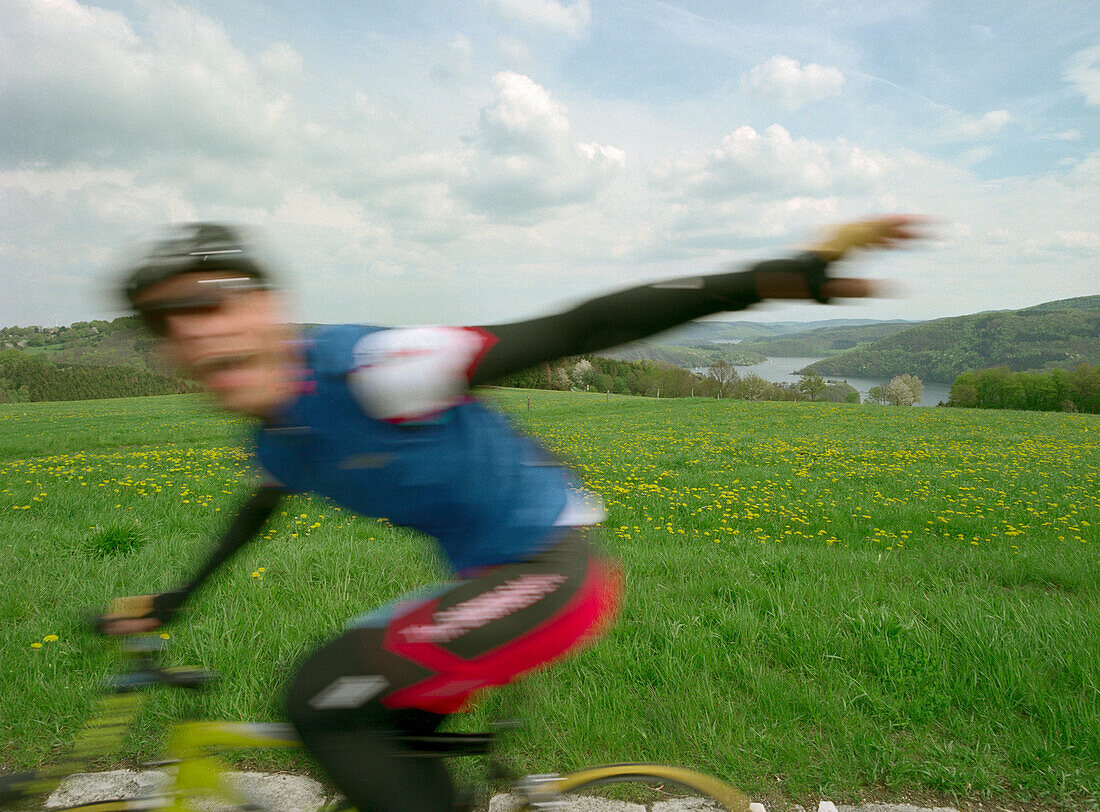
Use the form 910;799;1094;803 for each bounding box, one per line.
493;356;871;404
946;364;1099;413
0;350;198;403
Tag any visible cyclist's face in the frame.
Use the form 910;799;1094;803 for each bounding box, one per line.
135;272;299;418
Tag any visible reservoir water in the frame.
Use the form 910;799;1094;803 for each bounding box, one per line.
727;356;951;407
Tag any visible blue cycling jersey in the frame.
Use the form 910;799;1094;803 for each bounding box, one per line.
254;324;582;572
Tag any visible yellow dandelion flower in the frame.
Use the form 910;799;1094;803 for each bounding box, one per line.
43;634;59;642
160;633;170;640
31;642;42;649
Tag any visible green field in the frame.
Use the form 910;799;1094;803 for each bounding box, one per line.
1;391;1098;810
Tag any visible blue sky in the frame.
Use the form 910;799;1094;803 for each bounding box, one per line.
1;0;1096;328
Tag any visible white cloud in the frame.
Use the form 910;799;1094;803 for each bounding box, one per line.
481;0;591;38
1067;152;1100;185
939;109;1012;141
1065;45;1100;105
742;55;845;110
0;0;302;165
452;72;624;214
477;72;573;157
655;125;896;200
958;147;994;166
1053;230;1100;251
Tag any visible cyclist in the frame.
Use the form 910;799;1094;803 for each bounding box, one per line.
103;215;922;812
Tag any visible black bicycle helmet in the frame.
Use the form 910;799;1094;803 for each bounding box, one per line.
123;222;271;309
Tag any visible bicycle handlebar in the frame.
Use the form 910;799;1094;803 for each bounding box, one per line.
82;631;221;692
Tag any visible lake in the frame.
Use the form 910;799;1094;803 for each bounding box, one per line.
729;356;951;407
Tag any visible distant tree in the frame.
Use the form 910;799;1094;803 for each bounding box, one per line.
821;380;858;403
884;376;917;406
974;366;1022;408
655;364;696;398
895;374;923;403
947;378;979;407
1070;363;1100;413
796;370;827;402
708;360;740;397
866;385;887;405
694;376;719;398
738;374;771;402
571;359;596;389
492;365;545;390
772;383;807;402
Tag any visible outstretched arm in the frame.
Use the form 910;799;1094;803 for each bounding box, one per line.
470;254;796;384
471;216;923;384
101;486;284;634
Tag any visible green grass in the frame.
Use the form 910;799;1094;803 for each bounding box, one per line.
1;391;1097;810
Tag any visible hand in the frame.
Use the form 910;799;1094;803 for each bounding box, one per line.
100;615;163;636
755;215;927;301
808;215;927;262
97;591;186;635
99;595;163;635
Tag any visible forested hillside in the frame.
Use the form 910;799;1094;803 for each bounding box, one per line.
596;342;764;367
947;363;1098;413
737;321;916;357
807;296;1100;382
0;351;198;403
0;318;195;403
0;318;160;369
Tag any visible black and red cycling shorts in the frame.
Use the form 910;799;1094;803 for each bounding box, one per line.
291;528;620;718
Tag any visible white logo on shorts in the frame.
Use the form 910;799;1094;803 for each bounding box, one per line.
400;573;567;644
308;675;389;709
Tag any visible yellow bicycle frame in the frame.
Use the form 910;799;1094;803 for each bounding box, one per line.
15;641;747;812
161;721;302;811
25;692;307;811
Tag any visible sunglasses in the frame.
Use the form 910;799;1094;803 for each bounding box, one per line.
137;276;268;336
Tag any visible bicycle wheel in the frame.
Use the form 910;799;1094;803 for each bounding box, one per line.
516;763;751;811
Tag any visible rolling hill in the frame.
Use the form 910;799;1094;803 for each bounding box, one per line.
806;296;1100;382
736;321;918;357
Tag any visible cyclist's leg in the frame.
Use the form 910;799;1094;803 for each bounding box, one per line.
286;642;452;812
284;527;620;812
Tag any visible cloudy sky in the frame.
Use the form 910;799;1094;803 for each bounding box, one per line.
1;0;1097;329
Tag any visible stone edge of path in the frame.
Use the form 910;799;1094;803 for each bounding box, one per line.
0;769;979;812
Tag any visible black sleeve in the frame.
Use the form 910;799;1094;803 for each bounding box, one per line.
470;253;829;385
154;487;284;620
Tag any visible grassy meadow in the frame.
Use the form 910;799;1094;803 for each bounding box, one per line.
1;390;1097;810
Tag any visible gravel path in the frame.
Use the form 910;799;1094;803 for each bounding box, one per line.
30;769;965;812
